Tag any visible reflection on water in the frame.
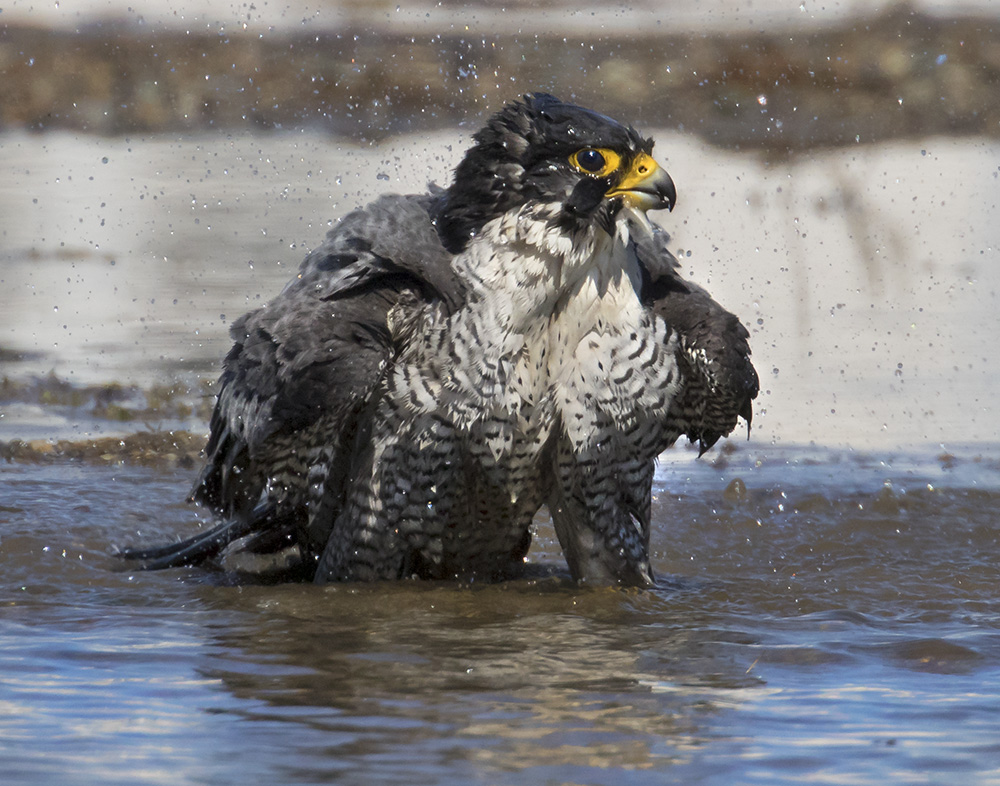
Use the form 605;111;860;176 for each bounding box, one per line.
2;448;1000;783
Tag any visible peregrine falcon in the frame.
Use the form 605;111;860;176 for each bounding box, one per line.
121;93;758;586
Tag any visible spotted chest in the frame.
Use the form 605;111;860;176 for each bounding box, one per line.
390;206;681;467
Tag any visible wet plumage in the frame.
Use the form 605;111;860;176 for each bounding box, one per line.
121;93;758;586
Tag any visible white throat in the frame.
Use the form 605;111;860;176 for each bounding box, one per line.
445;204;650;412
453;202;642;330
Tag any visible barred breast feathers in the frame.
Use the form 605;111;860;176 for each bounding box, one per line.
393;204;679;457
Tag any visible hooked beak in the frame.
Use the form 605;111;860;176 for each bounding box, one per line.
606;152;677;213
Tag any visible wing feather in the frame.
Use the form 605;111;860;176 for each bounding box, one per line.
635;224;760;452
189;193;464;530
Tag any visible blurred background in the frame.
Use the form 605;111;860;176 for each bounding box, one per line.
1;0;998;449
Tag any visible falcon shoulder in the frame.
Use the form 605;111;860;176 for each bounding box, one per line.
635;225;760;454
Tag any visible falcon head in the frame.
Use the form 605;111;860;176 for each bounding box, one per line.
437;93;676;253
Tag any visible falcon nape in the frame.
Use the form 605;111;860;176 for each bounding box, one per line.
119;93;758;586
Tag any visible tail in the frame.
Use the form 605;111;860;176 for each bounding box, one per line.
115;502;276;570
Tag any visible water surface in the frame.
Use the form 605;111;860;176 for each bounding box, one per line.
3;446;1000;784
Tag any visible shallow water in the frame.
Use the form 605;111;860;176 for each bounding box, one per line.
3;446;1000;785
2;127;1000;783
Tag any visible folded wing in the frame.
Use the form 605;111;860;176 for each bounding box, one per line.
120;194;464;570
636;224;760;454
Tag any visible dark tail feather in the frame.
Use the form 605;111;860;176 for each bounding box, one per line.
115;518;255;570
116;502;277;570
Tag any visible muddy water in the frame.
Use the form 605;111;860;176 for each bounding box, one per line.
2;130;1000;784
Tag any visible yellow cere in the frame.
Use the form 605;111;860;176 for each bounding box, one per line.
612;153;660;192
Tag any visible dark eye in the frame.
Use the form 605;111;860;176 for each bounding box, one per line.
569;147;621;177
576;148;606;173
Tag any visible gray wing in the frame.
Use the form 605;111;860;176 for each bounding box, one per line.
121;193;464;570
197;193;463;510
636;224;759;454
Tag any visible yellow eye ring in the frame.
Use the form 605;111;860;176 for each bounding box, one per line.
569;147;621;178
